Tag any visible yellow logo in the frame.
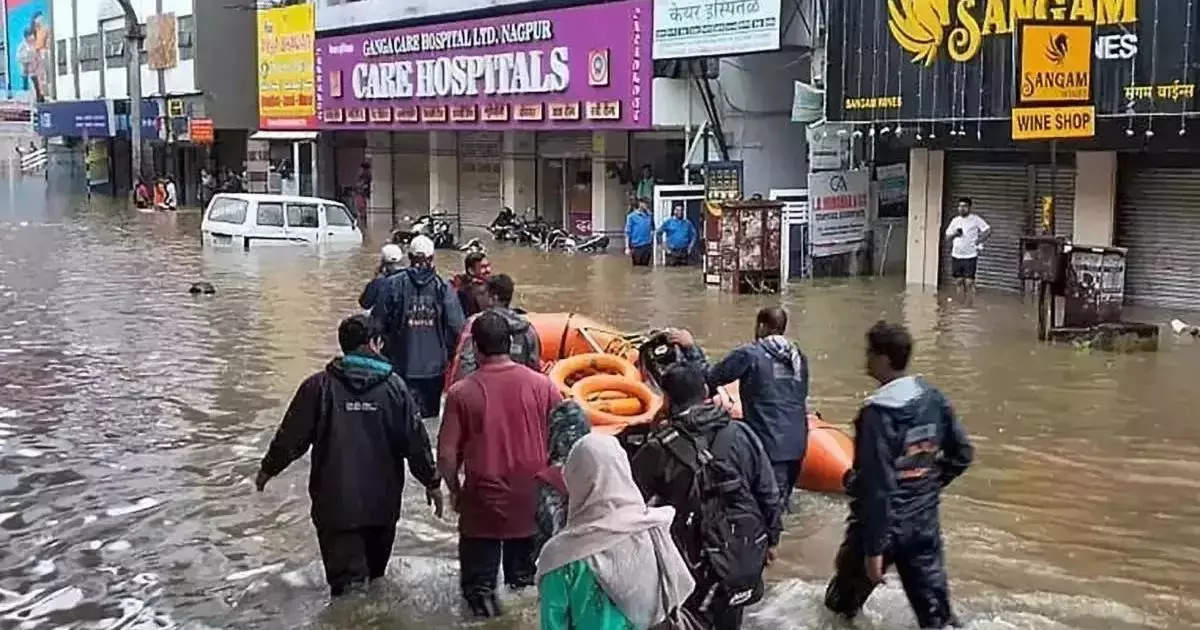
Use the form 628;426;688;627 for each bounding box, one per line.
1044;33;1069;65
1019;23;1091;102
887;0;1138;65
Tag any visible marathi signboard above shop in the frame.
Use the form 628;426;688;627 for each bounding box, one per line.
258;3;317;130
316;0;653;131
316;0;537;33
652;0;780;59
825;0;1198;136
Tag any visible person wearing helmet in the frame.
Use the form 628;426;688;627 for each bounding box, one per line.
372;235;465;418
360;244;406;312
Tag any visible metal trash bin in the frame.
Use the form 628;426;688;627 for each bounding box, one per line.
1062;245;1127;327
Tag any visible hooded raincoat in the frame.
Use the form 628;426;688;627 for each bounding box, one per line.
372;266;465;379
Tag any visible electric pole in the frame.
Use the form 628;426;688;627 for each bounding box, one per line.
116;0;144;184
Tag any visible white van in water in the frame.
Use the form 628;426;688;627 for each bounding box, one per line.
200;193;363;248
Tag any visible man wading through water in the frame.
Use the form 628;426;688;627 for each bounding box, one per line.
451;273;541;382
372;234;465;418
255;315;443;596
824;321;974;628
944;197;990;295
670;306;810;510
439;312;561;618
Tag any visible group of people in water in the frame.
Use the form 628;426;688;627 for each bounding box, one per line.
255;235;976;629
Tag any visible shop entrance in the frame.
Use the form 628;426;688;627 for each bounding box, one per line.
540;158;592;232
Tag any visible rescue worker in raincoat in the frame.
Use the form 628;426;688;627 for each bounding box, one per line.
824;321;974;629
372;234;465;418
450;274;541;382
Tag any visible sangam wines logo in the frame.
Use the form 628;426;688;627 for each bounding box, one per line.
886;0;1137;65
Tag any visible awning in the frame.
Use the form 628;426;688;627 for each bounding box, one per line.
250;130;318;141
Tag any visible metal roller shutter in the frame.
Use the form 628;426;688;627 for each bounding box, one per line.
1115;167;1200;310
1034;165;1075;241
457;132;503;237
944;162;1030;292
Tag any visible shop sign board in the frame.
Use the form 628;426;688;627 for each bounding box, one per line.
316;0;652;131
652;0;780;60
258;4;317;130
189;117;214;144
316;0;535;33
1012;21;1094;140
808;170;868;256
1011;105;1095;140
824;0;1199;134
36;99;113;137
875;163;907;206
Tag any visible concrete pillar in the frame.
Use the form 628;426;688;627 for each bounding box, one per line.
502;131;536;212
592;131;630;236
429;131;459;213
1072;151;1117;246
905;148;945;288
365;132;393;216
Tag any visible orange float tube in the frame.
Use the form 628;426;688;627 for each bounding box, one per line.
800;416;855;493
570;374;663;431
549;353;639;395
527;312;639;364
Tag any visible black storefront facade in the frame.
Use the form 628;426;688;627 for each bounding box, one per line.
826;0;1200;310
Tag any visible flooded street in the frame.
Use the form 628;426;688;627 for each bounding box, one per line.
2;185;1199;629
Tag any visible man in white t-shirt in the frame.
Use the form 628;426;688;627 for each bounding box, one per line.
944;197;990;294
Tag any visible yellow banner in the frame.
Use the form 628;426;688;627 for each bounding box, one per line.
1019;23;1093;104
257;4;316;129
1012;105;1095;140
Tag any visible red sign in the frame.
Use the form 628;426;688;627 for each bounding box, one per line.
189;118;215;144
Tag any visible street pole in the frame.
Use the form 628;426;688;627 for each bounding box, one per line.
116;0;143;185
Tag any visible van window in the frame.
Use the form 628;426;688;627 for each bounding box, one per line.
287;203;320;228
207;197;248;224
257;203;284;227
325;204;354;227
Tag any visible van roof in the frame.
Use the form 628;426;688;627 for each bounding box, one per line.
211;193;345;205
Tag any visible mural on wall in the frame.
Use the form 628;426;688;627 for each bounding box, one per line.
146;12;178;70
5;0;51;102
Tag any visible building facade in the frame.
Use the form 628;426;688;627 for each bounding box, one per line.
40;0;256;198
310;0;816;244
826;0;1200;310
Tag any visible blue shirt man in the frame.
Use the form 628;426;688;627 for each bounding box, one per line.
624;199;655;266
657;205;697;266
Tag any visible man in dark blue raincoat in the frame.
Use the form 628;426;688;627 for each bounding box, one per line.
824;321;974;629
671;306;810;509
372;234;465;417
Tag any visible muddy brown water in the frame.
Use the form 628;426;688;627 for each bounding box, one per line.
1;186;1198;629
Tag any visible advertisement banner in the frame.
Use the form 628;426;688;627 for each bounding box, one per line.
146;13;178;70
258;4;317;130
317;0;537;33
652;0;780;60
316;0;652;131
6;0;51;102
36;99;113;137
808;170;869;256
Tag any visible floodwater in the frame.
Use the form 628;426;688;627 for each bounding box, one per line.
1;181;1198;630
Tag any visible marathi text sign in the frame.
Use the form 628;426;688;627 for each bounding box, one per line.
652;0;780;60
316;0;653;131
808;170;869;256
258;4;317;130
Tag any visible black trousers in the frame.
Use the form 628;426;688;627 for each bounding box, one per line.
771;459;801;512
317;525;397;596
824;524;956;629
459;536;536;616
630;245;653;266
665;249;691;266
683;580;754;630
408;375;444;418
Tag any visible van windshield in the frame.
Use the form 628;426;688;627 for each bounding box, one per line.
207;198;249;224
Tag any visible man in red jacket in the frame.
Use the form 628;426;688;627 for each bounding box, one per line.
438;311;562;618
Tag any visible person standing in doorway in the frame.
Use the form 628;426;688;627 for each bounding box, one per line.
255;315;443;596
356;160;373;224
635;163;656;203
657;202;698;266
944;197;991;294
372;235;465;418
824;321;974;629
670;306;810;511
438;312;562;618
624;197;655;266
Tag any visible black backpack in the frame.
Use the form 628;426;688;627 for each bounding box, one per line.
660;422;769;609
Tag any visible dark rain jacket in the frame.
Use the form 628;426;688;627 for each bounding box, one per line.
631;403;784;552
703;335;810;463
454;306;542;381
358;267;402;311
847;376;974;557
258;353;440;531
373;266;466;379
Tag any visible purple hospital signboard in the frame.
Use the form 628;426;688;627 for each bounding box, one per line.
316;0;653;131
